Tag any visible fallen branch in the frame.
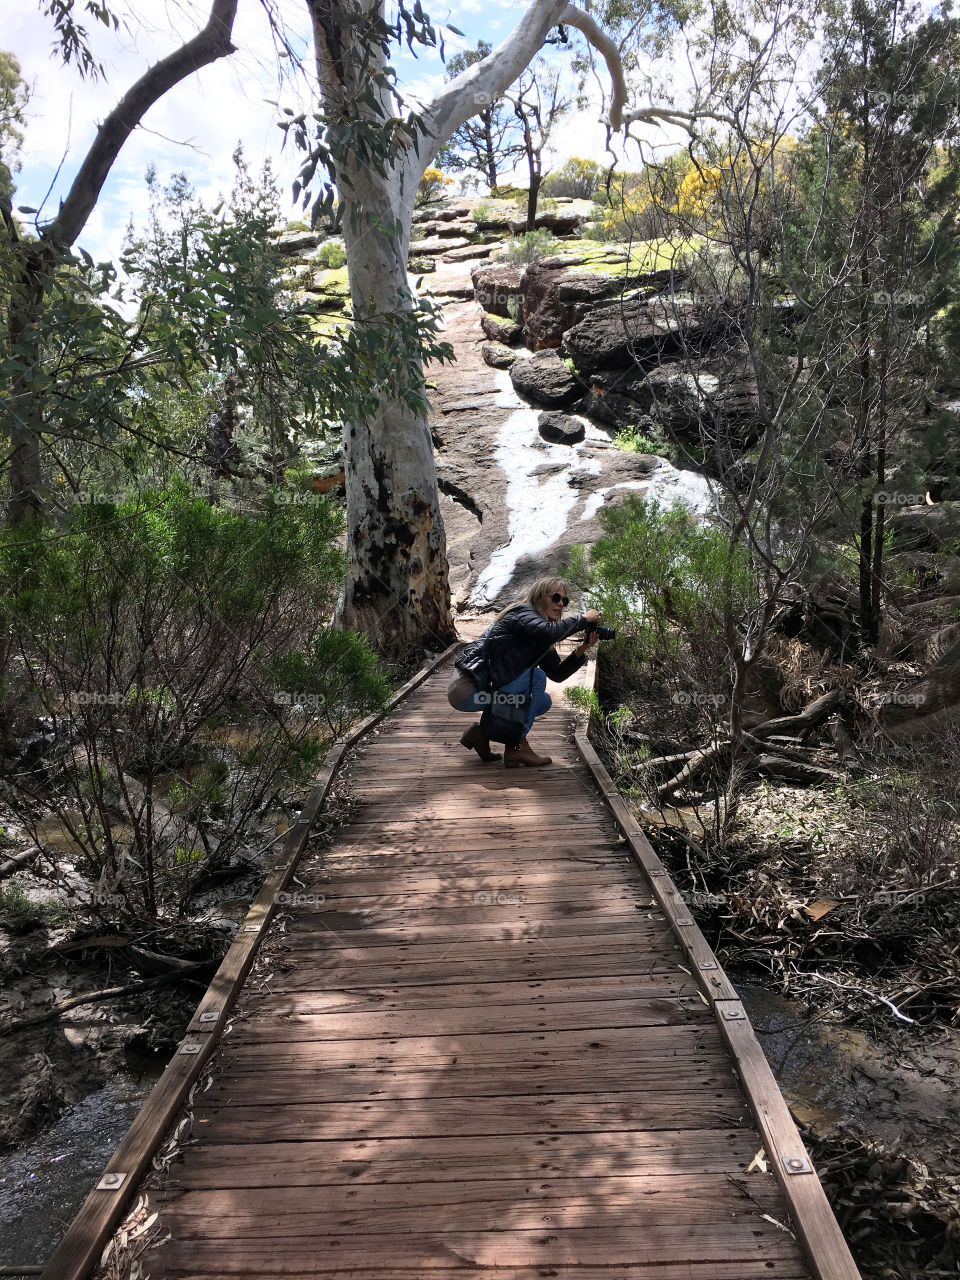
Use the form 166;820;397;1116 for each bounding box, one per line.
0;845;41;880
801;968;917;1024
2;961;212;1033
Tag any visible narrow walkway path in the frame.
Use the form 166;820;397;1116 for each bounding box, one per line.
138;657;814;1278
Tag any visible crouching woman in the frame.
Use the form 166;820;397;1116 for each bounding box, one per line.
447;577;601;768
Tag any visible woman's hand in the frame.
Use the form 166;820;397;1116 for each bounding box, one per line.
574;609;602;655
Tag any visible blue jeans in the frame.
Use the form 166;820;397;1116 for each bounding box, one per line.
455;666;552;739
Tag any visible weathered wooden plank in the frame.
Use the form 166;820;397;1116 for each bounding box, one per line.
158;1170;770;1218
161;1264;810;1280
191;1090;750;1141
201;1062;736;1102
230;994;712;1043
146;1221;804;1270
167;1128;766;1189
265;950;691;990
215;1021;727;1070
243;970;697;1015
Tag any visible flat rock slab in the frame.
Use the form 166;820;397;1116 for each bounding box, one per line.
411;236;471;255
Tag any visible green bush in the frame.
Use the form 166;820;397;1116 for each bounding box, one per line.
315;240;347;269
614;425;667;457
540;158;606;201
0;484;390;921
571;494;755;722
502;229;556;264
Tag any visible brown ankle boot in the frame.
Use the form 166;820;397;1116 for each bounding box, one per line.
504;737;552;768
460;723;502;762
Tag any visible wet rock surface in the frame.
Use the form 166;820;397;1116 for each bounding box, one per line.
424;257;712;611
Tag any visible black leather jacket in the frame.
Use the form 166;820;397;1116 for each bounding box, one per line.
455;605;588;692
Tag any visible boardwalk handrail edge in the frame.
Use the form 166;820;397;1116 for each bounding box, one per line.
572;658;862;1280
40;639;462;1280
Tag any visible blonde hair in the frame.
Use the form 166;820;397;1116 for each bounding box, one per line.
492;576;568;624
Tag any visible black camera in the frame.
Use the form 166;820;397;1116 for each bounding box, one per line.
584;623;616;641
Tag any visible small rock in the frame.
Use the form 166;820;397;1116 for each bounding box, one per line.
482;342;518;370
538;411;586;444
480;313;521;344
509;351;580;409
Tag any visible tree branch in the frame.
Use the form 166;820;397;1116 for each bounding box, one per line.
42;0;239;251
559;4;628;129
420;0;567;160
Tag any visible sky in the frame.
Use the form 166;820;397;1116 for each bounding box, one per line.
3;0;688;263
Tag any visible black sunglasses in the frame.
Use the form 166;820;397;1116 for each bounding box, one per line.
549;593;570;605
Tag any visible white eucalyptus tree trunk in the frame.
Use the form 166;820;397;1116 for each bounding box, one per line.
305;0;617;653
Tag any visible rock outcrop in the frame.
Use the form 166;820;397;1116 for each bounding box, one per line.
561;297;711;373
480;313;522;345
471;264;524;318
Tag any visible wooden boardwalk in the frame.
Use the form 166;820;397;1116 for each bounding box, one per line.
47;647;860;1280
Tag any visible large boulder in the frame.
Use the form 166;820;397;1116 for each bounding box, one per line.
509;351;580;408
415;219;474;238
472;263;524;318
538;411;586;444
562;296;712;373
480;312;522;345
412;205;471;224
519;263;623;350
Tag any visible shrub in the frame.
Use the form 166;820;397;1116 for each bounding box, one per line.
614;425;667;457
416;167;454;207
502;229;556;264
540;158;606;200
0;484;390;922
315;240;347;269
